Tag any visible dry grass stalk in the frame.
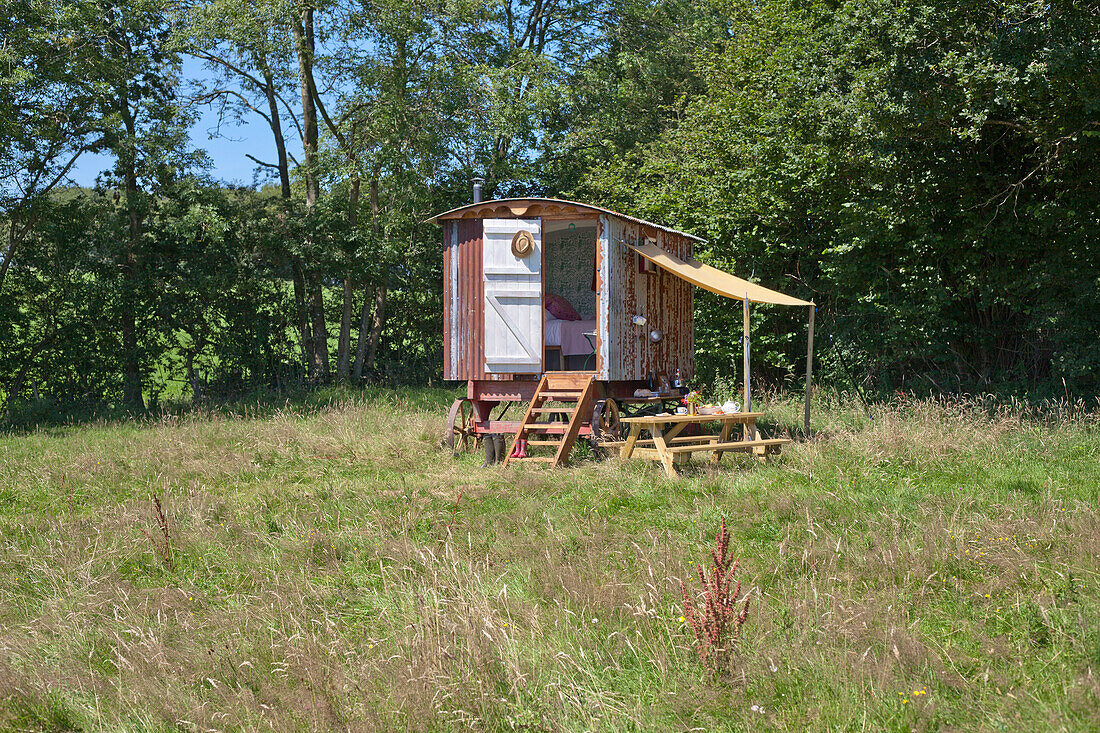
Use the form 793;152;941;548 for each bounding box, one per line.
681;517;750;671
438;490;464;547
140;494;173;569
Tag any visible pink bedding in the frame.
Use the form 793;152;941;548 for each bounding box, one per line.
560;319;596;357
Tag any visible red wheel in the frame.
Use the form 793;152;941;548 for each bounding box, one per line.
444;398;478;453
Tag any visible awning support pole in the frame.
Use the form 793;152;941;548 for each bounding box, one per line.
743;297;751;439
804;305;815;437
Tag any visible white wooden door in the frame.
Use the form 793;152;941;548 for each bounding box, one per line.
483;218;542;373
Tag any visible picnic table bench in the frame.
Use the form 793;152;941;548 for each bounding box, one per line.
617;411;790;478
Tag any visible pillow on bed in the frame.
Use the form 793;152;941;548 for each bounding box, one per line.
544;292;581;321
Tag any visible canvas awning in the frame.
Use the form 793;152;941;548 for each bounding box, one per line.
626;240;813;307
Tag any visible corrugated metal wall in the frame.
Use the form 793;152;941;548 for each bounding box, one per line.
602;218;694;382
443;218;485;380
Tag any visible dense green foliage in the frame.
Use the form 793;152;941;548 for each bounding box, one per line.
2;0;1098;417
581;0;1100;391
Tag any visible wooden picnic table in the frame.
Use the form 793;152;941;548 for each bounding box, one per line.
618;411;790;478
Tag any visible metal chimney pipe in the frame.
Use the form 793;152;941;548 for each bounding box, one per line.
471;177;484;204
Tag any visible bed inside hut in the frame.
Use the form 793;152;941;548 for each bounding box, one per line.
541;218;598;371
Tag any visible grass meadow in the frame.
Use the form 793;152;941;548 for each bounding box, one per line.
0;388;1098;731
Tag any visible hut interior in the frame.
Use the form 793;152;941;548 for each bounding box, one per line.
541;218;598;371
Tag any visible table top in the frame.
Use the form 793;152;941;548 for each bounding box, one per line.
621;411;764;425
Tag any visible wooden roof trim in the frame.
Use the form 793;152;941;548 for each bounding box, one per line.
446;201;589;219
430;197;706;243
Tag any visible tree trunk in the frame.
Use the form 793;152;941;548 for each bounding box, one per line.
3;363;29;417
291;5;319;207
336;277;354;380
121;206;142;410
186;350;202;402
335;176;360;381
263;68;293;201
365;282;387;374
354;178;382;380
291;256;313;377
309;272;330;381
260;64;312;377
292;5;324;381
305;41;366;383
352;286;372;380
121;304;141;409
0;220;21;296
119;77;144;413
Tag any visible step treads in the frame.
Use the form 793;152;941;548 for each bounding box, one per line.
520;426;593;436
544;374;594;389
522;424;570;433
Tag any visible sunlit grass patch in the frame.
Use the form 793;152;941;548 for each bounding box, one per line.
0;388;1097;730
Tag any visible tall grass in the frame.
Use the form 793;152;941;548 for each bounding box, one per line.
0;388;1097;730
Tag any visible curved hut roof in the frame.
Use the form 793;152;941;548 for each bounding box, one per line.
429;198;706;243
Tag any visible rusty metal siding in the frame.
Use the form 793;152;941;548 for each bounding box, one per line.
657;229;694;380
443;220;454;377
444;218;484;380
604;217;694;381
468;218;485;380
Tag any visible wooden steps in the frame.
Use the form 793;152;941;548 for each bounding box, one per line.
503;372;597;468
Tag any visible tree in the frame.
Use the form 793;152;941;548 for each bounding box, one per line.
454;0;607;195
0;191;117;417
588;0;1100;391
92;0;198;409
0;0;106;294
321;0;472;379
543;0;727;198
184;0;335;381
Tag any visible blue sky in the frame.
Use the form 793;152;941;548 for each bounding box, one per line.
70;57;303;188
